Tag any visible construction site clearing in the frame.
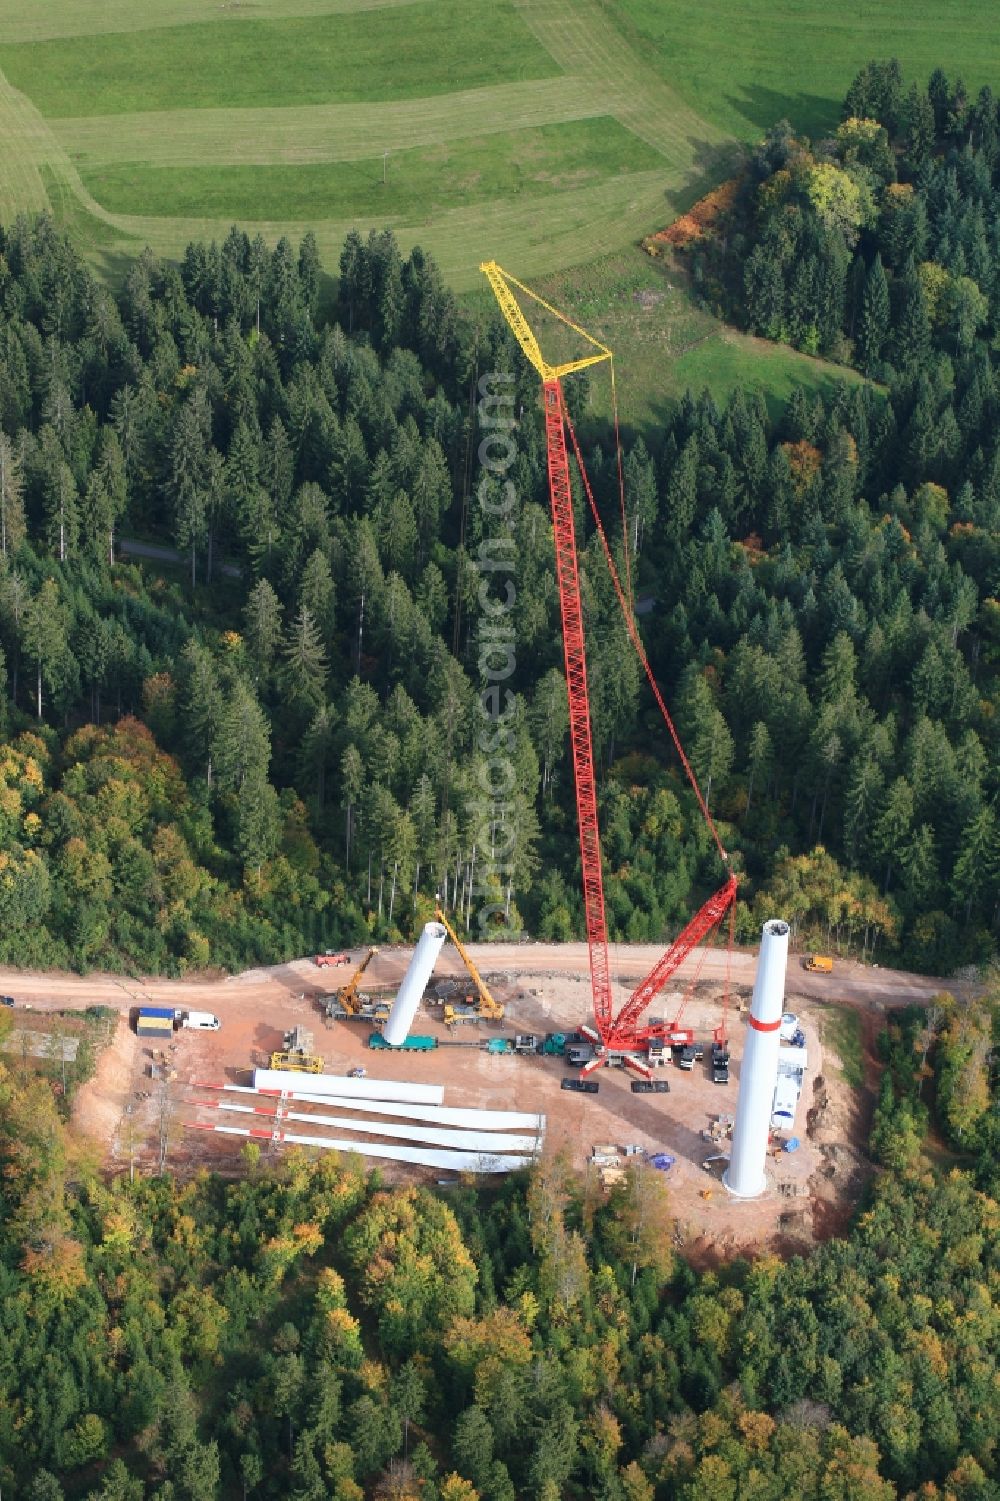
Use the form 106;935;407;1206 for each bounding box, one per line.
0;940;908;1260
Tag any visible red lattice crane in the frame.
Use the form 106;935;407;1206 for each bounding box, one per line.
481;263;738;1073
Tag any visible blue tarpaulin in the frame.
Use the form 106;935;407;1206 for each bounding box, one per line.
649;1153;675;1172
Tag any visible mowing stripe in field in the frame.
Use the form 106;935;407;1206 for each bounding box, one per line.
0;66;127;234
79;119;665;220
0;0;425;45
513;0;731;163
0;0;732;294
55;78;604;169
84;168;673;289
0;72;55;219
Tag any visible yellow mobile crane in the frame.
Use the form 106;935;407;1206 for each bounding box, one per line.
435;907;504;1023
322;947;381;1020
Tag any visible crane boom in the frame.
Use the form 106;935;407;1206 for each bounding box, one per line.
337;946;379;1015
435;905;504;1021
544;381;613;1040
617;874;739;1042
480;261;736;1064
480;261;612;382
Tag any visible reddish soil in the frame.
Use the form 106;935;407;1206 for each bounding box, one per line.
3;942;962;1256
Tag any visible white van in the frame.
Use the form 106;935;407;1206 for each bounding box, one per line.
181;1011;220;1031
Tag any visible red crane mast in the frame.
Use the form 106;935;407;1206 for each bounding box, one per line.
480;264;737;1067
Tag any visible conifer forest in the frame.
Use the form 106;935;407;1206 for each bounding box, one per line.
1;59;1000;1501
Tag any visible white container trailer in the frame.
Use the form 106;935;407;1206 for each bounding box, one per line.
771;1072;801;1129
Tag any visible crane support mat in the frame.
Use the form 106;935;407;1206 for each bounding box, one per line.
631;1080;670;1094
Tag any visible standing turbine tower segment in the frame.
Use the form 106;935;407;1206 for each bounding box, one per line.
724;920;790;1198
383;921;448;1047
480;263;738;1070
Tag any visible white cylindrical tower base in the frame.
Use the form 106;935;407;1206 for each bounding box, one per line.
723;918;790;1199
382;921;447;1046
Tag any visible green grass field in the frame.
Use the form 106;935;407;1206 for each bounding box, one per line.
79;119;661;220
1;2;555;115
505;249;865;428
821;1008;865;1090
0;0;995;409
0;0;734;292
603;0;1000;142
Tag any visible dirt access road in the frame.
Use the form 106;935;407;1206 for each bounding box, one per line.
0;940;957;1020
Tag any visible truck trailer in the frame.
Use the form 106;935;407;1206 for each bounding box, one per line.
136;1007;176;1039
368;1032;437;1051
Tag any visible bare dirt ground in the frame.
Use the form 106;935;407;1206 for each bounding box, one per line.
1;942;961;1256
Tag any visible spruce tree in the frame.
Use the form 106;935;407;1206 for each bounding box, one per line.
665;436;699;543
891;257;932;370
858;255;890;374
0;431;26;558
280;604;328;713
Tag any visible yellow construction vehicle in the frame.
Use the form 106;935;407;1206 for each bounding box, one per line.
270;1025;323;1073
435;906;504;1022
270;1051;323;1073
323;946;380;1019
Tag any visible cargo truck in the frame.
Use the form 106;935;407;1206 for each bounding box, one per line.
135;1007;176;1039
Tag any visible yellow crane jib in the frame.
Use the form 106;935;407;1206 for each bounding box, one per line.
435;905;504;1022
479;261;613;383
338;946;379;1015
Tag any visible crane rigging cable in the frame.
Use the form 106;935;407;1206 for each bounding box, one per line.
609;360;633;612
561;387;729;868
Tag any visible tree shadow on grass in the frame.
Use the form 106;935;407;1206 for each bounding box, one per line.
668;135;746;209
723;82;845;142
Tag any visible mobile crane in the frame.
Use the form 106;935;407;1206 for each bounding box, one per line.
435;905;504;1023
480;263;738;1077
321;946;382;1020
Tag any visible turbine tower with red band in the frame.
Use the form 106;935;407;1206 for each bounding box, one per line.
747;1014;782;1033
725;919;790;1197
480;263;738;1062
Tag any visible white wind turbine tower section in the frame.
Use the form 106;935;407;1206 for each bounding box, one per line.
724;918;790;1199
382;920;447;1046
